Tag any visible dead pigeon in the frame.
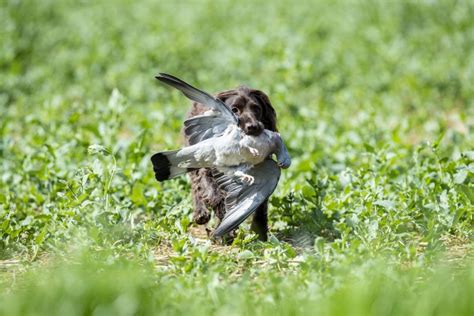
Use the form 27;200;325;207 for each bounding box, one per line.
151;73;291;237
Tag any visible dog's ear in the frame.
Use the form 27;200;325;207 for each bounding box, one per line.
216;89;238;104
250;90;277;132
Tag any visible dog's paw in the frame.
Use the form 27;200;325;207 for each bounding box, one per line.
193;209;211;225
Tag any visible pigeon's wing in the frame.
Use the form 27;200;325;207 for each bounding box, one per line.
156;73;238;145
183;113;232;145
155;73;237;122
212;159;281;237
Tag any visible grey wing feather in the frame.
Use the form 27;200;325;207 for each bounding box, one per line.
212;159;281;237
184;113;233;145
155;73;237;122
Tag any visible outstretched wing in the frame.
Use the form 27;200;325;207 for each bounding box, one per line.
183;112;233;145
156;73;238;145
156;73;237;122
212;159;281;237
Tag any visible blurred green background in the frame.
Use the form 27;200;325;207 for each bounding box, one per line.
0;0;473;315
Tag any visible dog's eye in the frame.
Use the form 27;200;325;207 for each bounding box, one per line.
231;107;239;113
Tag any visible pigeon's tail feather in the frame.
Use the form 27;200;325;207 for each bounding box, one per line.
151;150;188;182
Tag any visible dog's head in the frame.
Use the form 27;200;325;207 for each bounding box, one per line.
216;86;277;136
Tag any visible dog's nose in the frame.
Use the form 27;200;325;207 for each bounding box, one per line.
245;123;263;135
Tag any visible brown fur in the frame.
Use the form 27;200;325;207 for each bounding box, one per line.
185;86;277;241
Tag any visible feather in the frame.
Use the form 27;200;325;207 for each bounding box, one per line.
156;73;237;123
212;159;281;237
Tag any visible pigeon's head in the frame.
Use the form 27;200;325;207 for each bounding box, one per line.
216;86;277;136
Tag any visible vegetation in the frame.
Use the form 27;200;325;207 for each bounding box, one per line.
1;0;473;315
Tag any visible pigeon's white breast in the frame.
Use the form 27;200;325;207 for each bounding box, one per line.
239;130;275;164
213;126;276;167
213;125;248;166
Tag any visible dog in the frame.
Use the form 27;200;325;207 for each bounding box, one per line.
185;85;278;241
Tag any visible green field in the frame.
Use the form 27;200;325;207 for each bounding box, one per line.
1;0;473;315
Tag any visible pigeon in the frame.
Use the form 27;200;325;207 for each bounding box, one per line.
151;73;291;237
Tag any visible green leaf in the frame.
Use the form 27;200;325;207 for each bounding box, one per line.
35;226;48;244
453;170;468;184
457;184;474;203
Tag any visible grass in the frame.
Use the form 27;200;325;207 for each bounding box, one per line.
0;0;473;315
